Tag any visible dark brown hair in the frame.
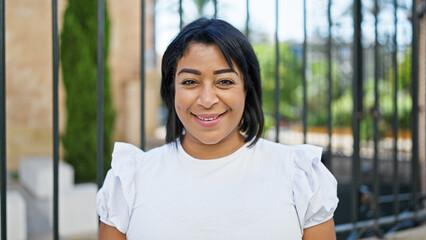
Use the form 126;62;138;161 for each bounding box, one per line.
160;18;264;147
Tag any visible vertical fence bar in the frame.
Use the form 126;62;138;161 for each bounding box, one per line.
0;0;6;238
411;0;419;217
327;0;332;166
97;0;105;189
373;0;381;229
140;0;146;150
352;0;363;227
245;0;250;38
213;0;217;18
392;0;400;222
52;0;60;239
302;0;307;144
179;0;183;29
274;0;280;143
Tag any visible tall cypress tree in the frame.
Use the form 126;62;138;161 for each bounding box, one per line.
60;0;115;183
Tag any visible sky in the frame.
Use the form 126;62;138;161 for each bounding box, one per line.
155;0;305;54
154;0;413;55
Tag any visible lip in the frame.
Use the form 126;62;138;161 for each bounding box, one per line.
192;112;226;127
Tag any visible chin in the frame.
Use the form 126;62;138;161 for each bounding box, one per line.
195;137;223;145
184;132;226;146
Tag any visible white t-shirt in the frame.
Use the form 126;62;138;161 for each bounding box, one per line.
97;138;338;240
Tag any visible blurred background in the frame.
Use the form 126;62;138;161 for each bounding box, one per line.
1;0;426;239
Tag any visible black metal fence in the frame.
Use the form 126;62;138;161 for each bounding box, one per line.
0;0;424;239
0;0;5;239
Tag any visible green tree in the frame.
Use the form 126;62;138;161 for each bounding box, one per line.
330;50;413;140
60;0;115;183
253;43;303;128
381;50;412;130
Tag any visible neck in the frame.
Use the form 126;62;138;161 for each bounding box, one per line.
181;134;246;160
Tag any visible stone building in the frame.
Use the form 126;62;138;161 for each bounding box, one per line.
5;0;159;170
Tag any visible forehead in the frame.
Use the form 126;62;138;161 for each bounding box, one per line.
181;43;223;60
177;43;238;71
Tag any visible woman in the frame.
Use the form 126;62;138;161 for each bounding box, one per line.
97;18;338;240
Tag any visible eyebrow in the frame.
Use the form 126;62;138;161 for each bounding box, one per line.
213;68;238;75
177;68;201;75
177;68;238;76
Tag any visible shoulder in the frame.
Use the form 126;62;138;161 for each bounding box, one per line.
110;142;143;172
252;138;322;165
111;141;175;167
253;139;338;231
96;142;173;233
251;138;292;155
286;143;338;231
248;139;323;182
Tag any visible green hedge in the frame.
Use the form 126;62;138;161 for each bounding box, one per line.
60;0;115;183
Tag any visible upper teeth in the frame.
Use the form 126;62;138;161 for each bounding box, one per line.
196;115;219;121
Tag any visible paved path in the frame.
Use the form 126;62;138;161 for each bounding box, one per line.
9;176;97;240
360;224;426;240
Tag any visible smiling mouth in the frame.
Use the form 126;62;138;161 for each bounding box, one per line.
193;112;226;121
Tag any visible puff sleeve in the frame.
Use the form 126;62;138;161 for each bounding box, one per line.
291;144;339;231
96;142;143;234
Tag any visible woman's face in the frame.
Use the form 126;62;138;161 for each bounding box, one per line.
174;43;246;155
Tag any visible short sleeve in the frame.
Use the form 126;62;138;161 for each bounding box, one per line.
96;142;143;234
291;144;339;231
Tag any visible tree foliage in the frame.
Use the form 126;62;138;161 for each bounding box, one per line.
253;43;303;129
254;41;413;140
60;0;115;183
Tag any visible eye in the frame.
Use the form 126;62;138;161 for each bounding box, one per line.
217;79;235;86
181;79;197;86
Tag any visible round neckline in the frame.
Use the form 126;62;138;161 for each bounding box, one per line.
176;139;251;165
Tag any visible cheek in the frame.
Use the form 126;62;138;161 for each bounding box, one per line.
174;96;186;125
234;91;246;114
174;89;191;113
174;95;183;112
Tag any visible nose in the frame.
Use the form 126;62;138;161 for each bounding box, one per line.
196;84;219;108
